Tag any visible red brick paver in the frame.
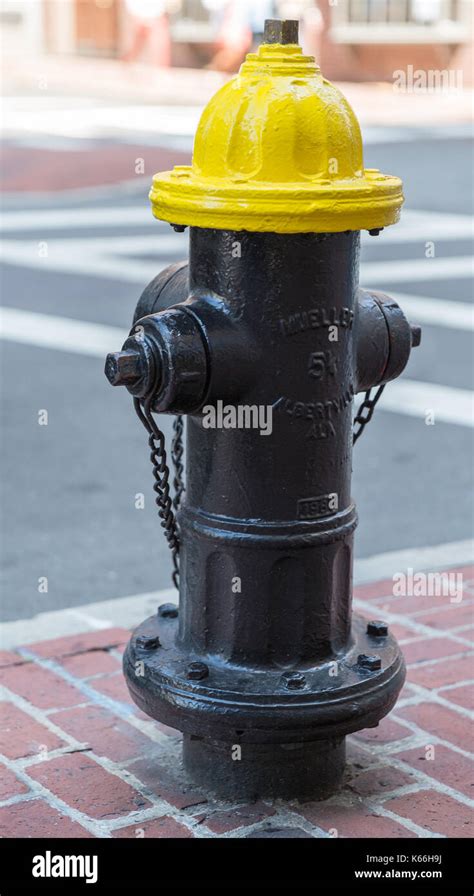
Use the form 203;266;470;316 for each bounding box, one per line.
0;799;92;838
0;702;65;760
113;816;193;838
301;802;416;838
0;765;29;801
0;563;471;839
397;703;473;754
29;628;130;660
28;752;151;820
396;744;474;798
384;790;471;838
439;684;474;711
0;663;84;710
353;717;412;745
52;705;159;763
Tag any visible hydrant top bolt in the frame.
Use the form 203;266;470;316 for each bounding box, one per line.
367;620;389;638
264;18;299;45
105;349;142;387
136;635;160;650
158;602;179;618
282;671;306;690
358;654;382;672
186;662;209;681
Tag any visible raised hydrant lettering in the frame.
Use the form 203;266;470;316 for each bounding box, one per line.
105;19;421;801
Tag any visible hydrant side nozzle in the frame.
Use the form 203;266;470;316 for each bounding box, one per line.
355;288;421;392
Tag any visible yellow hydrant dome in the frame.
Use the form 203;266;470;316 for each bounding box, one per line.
150;41;403;233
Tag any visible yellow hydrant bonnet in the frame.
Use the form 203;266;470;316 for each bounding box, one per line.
150;40;403;233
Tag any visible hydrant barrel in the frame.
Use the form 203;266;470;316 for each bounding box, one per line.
179;228;358;663
106;20;420;801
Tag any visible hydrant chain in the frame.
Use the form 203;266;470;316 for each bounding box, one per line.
171;415;185;512
353;385;386;444
133;397;181;588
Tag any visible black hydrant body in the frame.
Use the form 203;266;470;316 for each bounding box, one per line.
106;21;420;801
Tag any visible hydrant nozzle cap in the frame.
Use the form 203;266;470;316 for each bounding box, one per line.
105;348;143;387
149;24;403;234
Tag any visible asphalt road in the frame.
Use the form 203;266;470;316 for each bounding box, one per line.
1;124;473;621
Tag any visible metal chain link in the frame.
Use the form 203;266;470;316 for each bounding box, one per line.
352;384;385;445
133;398;183;589
171;415;185;511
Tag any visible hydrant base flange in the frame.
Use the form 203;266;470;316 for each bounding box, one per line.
124;612;405;797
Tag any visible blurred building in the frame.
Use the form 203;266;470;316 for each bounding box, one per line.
0;0;472;81
319;0;473;82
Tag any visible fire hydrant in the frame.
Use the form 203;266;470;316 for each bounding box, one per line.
105;20;420;801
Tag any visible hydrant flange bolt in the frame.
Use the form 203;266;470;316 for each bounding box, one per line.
358;654;382;671
367;620;389;638
136;635;160;650
282;671;306;690
105;349;143;387
411;325;422;347
158;602;179;619
186;662;209;681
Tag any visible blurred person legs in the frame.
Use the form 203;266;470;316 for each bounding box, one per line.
276;0;323;55
123;0;171;67
206;0;252;72
207;0;294;71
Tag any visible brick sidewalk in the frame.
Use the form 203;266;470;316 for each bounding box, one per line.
0;566;472;839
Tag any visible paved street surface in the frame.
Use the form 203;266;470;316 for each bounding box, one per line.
1;108;473;621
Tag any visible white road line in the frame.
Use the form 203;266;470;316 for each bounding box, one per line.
381;379;474;427
0;233;182;256
0;236;182;284
1;307;473;426
363;210;473;245
0;307;126;356
362;255;473;284
1;205;152;231
1;540;471;648
3;206;472;243
2;233;473;288
1;102;204;139
390;292;473;331
0;239;164;284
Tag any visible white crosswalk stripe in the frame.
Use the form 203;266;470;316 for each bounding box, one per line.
2;235;473;289
1;305;472;428
362;255;473;284
2;206;472;242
